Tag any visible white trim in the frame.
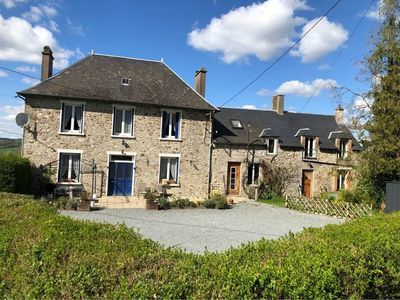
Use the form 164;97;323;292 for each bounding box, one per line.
57;149;83;184
59;100;86;135
160;108;183;140
294;128;310;137
266;138;278;155
328;130;343;139
111;105;135;138
106;152;136;197
161;61;218;111
158;153;181;186
93;53;162;63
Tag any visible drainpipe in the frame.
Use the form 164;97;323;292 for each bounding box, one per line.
207;111;214;198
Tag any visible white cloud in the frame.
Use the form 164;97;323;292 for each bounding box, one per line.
256;88;271;96
188;0;310;63
353;95;373;112
0;104;24;138
0;0;27;9
318;64;330;71
366;0;383;21
22;77;40;85
276;78;337;97
22;5;58;23
0;70;8;77
242;104;257;109
0;15;75;68
48;20;60;33
16;65;37;72
291;17;348;62
66;18;85;36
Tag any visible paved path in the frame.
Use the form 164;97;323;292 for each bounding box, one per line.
61;202;342;254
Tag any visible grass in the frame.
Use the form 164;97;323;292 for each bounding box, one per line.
1;192;400;298
0;146;21;155
257;196;286;207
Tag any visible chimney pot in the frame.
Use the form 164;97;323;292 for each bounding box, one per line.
335;105;344;125
41;45;54;81
272;95;284;115
194;67;207;97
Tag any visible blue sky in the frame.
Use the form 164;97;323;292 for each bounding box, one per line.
0;0;381;138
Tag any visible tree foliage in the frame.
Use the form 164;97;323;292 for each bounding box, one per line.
362;0;400;197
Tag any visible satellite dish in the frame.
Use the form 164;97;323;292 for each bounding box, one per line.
15;113;29;128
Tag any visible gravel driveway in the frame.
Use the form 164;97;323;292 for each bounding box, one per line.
61;202;342;253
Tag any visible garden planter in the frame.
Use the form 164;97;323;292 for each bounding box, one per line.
146;201;159;210
77;201;91;211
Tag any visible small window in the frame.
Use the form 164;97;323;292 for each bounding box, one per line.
247;163;260;185
121;77;131;86
338;139;348;159
231;120;243;129
336;170;348;191
304;137;316;158
161;110;181;139
159;156;179;184
266;138;277;155
58;152;81;183
112;107;134;136
60;103;84;134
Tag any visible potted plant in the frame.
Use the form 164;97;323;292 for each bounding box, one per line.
144;189;159;210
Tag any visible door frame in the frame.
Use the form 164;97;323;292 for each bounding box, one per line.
227;161;241;195
302;169;313;198
106;151;136;196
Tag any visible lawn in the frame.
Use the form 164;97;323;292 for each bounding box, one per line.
257;196;286;207
0;146;20;155
1;192;400;298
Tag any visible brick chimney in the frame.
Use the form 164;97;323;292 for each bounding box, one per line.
194;67;207;97
41;46;54;81
335;105;344;125
272;95;284;115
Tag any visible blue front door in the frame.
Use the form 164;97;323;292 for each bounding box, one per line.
108;162;133;196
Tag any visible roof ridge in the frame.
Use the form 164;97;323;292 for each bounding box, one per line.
219;106;335;117
93;53;162;63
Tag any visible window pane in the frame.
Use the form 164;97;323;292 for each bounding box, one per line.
169;158;178;182
62;105;72;132
71;154;80;181
59;154;69;182
159;157;168;181
74;106;83;132
161;111;170;138
124;110;133;134
114;109;122;134
268;139;275;153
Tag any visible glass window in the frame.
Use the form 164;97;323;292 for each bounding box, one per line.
339;139;348;159
159;156;179;184
336;170;347;191
247;163;260;185
161;111;181;139
58;153;81;183
113;107;134;136
231;120;243;129
304;137;316;158
266;139;277;154
61;103;84;133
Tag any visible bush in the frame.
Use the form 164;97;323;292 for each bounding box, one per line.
170;198;196;209
0;153;32;194
157;197;170;210
203;198;216;209
2;192;400;299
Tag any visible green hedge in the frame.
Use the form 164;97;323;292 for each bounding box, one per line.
1;192;400;298
0;153;32;194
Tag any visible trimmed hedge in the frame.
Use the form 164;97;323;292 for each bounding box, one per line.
0;153;32;194
1;192;400;298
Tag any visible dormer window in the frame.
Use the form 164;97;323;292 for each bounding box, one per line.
121;77;131;86
304;137;317;159
266;138;278;155
231;120;243;129
338;139;348;159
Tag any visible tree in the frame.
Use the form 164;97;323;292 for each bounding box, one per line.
363;0;400;199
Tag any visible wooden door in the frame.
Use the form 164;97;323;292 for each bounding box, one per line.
302;170;313;198
227;162;241;195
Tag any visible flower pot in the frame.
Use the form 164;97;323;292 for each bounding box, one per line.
146;201;159;210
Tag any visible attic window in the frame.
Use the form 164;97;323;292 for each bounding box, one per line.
231;120;243;129
121;77;131;86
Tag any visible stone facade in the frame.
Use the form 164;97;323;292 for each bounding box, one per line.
211;143;356;198
23;96;212;201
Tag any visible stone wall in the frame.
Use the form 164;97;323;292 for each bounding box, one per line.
23;96;212;199
211;143;356;198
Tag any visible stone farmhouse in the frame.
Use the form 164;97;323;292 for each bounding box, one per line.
18;47;360;206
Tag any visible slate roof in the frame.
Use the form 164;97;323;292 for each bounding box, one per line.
18;54;217;111
213;107;361;151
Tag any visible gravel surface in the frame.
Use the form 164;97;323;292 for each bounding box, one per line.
61;202;342;254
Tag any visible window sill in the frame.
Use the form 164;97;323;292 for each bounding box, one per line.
160;138;182;142
266;152;277;155
111;135;136;139
57;182;82;185
59;131;85;136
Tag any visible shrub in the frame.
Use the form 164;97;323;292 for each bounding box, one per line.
0;153;32;194
215;197;229;209
157;197;170;210
170;198;196;208
203;198;216;209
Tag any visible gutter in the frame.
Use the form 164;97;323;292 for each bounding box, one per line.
207;111;214;198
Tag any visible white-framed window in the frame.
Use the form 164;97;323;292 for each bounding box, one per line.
266;138;278;155
336;170;348;191
161;110;181;139
247;163;260;185
60;102;85;134
159;154;180;185
112;106;134;137
58;151;82;183
338;139;348;159
304;137;317;158
231;119;243;129
121;77;131;86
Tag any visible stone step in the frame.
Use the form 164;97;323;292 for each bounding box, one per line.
97;196;146;209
